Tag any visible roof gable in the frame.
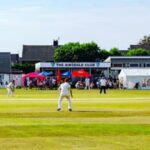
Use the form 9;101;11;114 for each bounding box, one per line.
0;52;11;73
22;45;56;62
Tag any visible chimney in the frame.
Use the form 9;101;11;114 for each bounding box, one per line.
53;40;58;47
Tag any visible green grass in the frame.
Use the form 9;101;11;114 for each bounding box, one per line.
0;88;150;150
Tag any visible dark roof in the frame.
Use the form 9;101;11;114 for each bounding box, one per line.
105;56;150;62
129;44;150;50
22;45;57;62
11;54;19;64
129;45;140;49
119;50;128;54
0;52;11;73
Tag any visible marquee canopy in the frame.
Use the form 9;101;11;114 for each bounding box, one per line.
22;72;45;80
39;71;53;76
118;69;150;89
72;69;91;77
61;71;71;77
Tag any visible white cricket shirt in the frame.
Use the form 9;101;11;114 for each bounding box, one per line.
59;82;71;96
100;79;107;86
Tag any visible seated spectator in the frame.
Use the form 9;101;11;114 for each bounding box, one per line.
52;78;57;89
108;80;113;89
134;82;139;89
90;81;95;89
75;81;84;89
38;80;44;90
96;78;100;88
29;80;33;89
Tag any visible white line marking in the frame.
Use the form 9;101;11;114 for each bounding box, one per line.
1;97;150;101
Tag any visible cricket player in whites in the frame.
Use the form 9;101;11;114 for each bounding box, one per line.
6;80;15;96
57;78;73;111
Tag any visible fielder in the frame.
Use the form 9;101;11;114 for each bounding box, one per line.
6;80;15;96
57;78;73;111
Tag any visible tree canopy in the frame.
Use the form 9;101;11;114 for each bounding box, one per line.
12;64;35;74
109;47;122;56
99;49;110;60
127;48;150;56
54;42;100;62
54;41;150;62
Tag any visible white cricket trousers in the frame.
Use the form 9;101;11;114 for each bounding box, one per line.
85;84;90;90
58;95;72;109
7;88;13;96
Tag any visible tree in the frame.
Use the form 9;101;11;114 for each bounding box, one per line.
109;47;122;56
99;49;110;60
54;42;100;62
138;35;150;46
136;35;150;51
12;64;35;73
127;48;150;56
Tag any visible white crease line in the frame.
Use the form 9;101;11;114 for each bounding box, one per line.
1;97;150;101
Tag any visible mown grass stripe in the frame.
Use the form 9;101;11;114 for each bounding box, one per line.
0;124;149;138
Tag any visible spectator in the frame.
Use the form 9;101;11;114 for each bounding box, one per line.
90;81;95;89
84;77;90;90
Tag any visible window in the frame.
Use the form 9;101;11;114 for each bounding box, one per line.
130;64;138;67
112;64;123;67
146;64;150;67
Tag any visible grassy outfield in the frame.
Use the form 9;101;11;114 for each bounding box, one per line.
0;88;150;150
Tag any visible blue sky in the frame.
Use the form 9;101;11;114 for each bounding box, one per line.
0;0;150;55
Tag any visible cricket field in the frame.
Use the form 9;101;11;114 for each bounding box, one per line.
0;89;150;150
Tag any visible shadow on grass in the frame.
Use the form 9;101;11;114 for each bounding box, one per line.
0;110;150;118
73;110;106;112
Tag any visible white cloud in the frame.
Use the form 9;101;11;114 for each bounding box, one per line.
13;6;42;13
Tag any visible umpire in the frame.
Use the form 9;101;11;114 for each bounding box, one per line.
100;77;107;94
